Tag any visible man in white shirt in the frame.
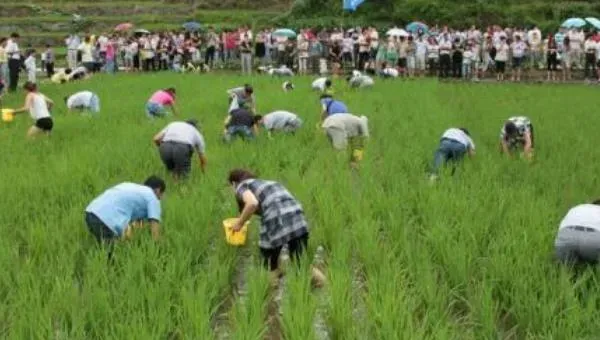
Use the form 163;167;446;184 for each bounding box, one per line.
429;128;475;181
527;26;542;69
567;28;584;70
510;35;527;81
6;33;21;92
152;119;207;179
415;36;428;76
555;201;600;266
312;77;332;92
259;110;302;137
65;90;100;113
66;34;81;69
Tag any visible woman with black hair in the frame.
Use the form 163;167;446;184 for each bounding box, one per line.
228;169;326;287
12;81;54;138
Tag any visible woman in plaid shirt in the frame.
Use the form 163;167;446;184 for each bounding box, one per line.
229;169;325;287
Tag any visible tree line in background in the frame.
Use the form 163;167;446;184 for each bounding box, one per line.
278;0;600;32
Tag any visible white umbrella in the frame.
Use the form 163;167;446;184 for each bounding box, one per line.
386;28;409;37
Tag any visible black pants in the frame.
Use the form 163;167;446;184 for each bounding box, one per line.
585;53;596;79
159;142;193;177
358;51;370;71
85;212;118;259
205;46;215;67
8;59;20;92
439;54;451;78
45;62;55;78
452;52;462;78
259;233;308;271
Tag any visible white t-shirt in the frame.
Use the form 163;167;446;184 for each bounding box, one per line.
559;204;600;231
511;41;527;58
263;111;299;130
312;77;328;91
415;40;427;56
67;91;94;109
160;121;205;153
382;67;399;77
495;43;509;61
24;56;36;71
79;43;94;63
5;39;20;60
29;93;51;120
441;128;475;150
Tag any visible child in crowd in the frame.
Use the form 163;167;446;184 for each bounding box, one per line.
462;42;473;80
24;49;37;84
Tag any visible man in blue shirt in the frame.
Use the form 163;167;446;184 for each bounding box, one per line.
320;94;349;123
84;176;166;258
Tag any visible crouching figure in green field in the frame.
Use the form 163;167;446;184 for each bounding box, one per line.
227;169;326;288
84;176;165;260
429;127;476;182
321;113;369;167
555;200;600;267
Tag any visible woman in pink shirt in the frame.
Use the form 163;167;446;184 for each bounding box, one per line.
146;88;177;118
104;39;116;74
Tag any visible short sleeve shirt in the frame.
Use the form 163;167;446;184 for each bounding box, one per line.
149;90;175;106
85;182;161;236
160;121;206;153
500;116;532;142
263;111;298;130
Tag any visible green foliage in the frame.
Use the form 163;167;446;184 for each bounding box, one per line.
2;73;600;338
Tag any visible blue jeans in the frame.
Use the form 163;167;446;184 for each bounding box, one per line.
224;125;254;143
431;138;467;175
104;59;115;74
146;102;166;118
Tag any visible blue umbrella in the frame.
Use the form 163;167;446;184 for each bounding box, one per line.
561;18;586;28
182;21;202;32
586;17;600;30
406;21;428;34
273;28;297;38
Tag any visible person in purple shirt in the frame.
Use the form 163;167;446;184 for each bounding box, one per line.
319;94;348;123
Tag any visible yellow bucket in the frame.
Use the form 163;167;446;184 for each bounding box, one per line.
2;109;14;123
223;218;249;246
352;149;364;162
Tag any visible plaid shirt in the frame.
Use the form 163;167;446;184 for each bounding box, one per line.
236;179;308;249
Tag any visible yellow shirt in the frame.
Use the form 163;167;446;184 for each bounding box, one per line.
51;72;68;84
0;47;7;63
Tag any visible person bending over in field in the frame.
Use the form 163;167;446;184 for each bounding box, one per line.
227;84;255;114
322;113;369;166
66;66;89;82
319;94;348;123
223;107;261;143
555;199;600;267
500;116;534;160
153;119;207;179
259;110;303;138
347;70;375;88
228;169;326;288
429;127;475;182
312;77;333;94
65;90;100;114
51;68;72;84
84;176;165;260
146;87;177;118
282;81;295;92
12;81;54;138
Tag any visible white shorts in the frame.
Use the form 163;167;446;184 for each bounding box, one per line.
415;54;426;70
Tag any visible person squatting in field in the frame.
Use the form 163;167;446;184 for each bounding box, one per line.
146;87;177;118
153;119;207;179
12;81;54;138
258;110;303;138
223;107;262;142
321;113;369;165
65;90;100;114
429;128;476;182
348;70;375;88
228;169;326;287
555;200;600;266
84;176;165;259
282;81;295;92
500;116;534;159
227;84;255;114
312;77;333;94
319;94;349;123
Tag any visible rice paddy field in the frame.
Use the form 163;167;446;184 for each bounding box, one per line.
1;73;600;339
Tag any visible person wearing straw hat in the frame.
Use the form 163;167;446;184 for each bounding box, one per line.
321;113;369;166
12;81;54;138
65;90;100;114
84;175;165;260
228;168;326;288
153;119;207;179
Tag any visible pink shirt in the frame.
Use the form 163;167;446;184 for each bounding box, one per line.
149;90;175;105
106;43;115;60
